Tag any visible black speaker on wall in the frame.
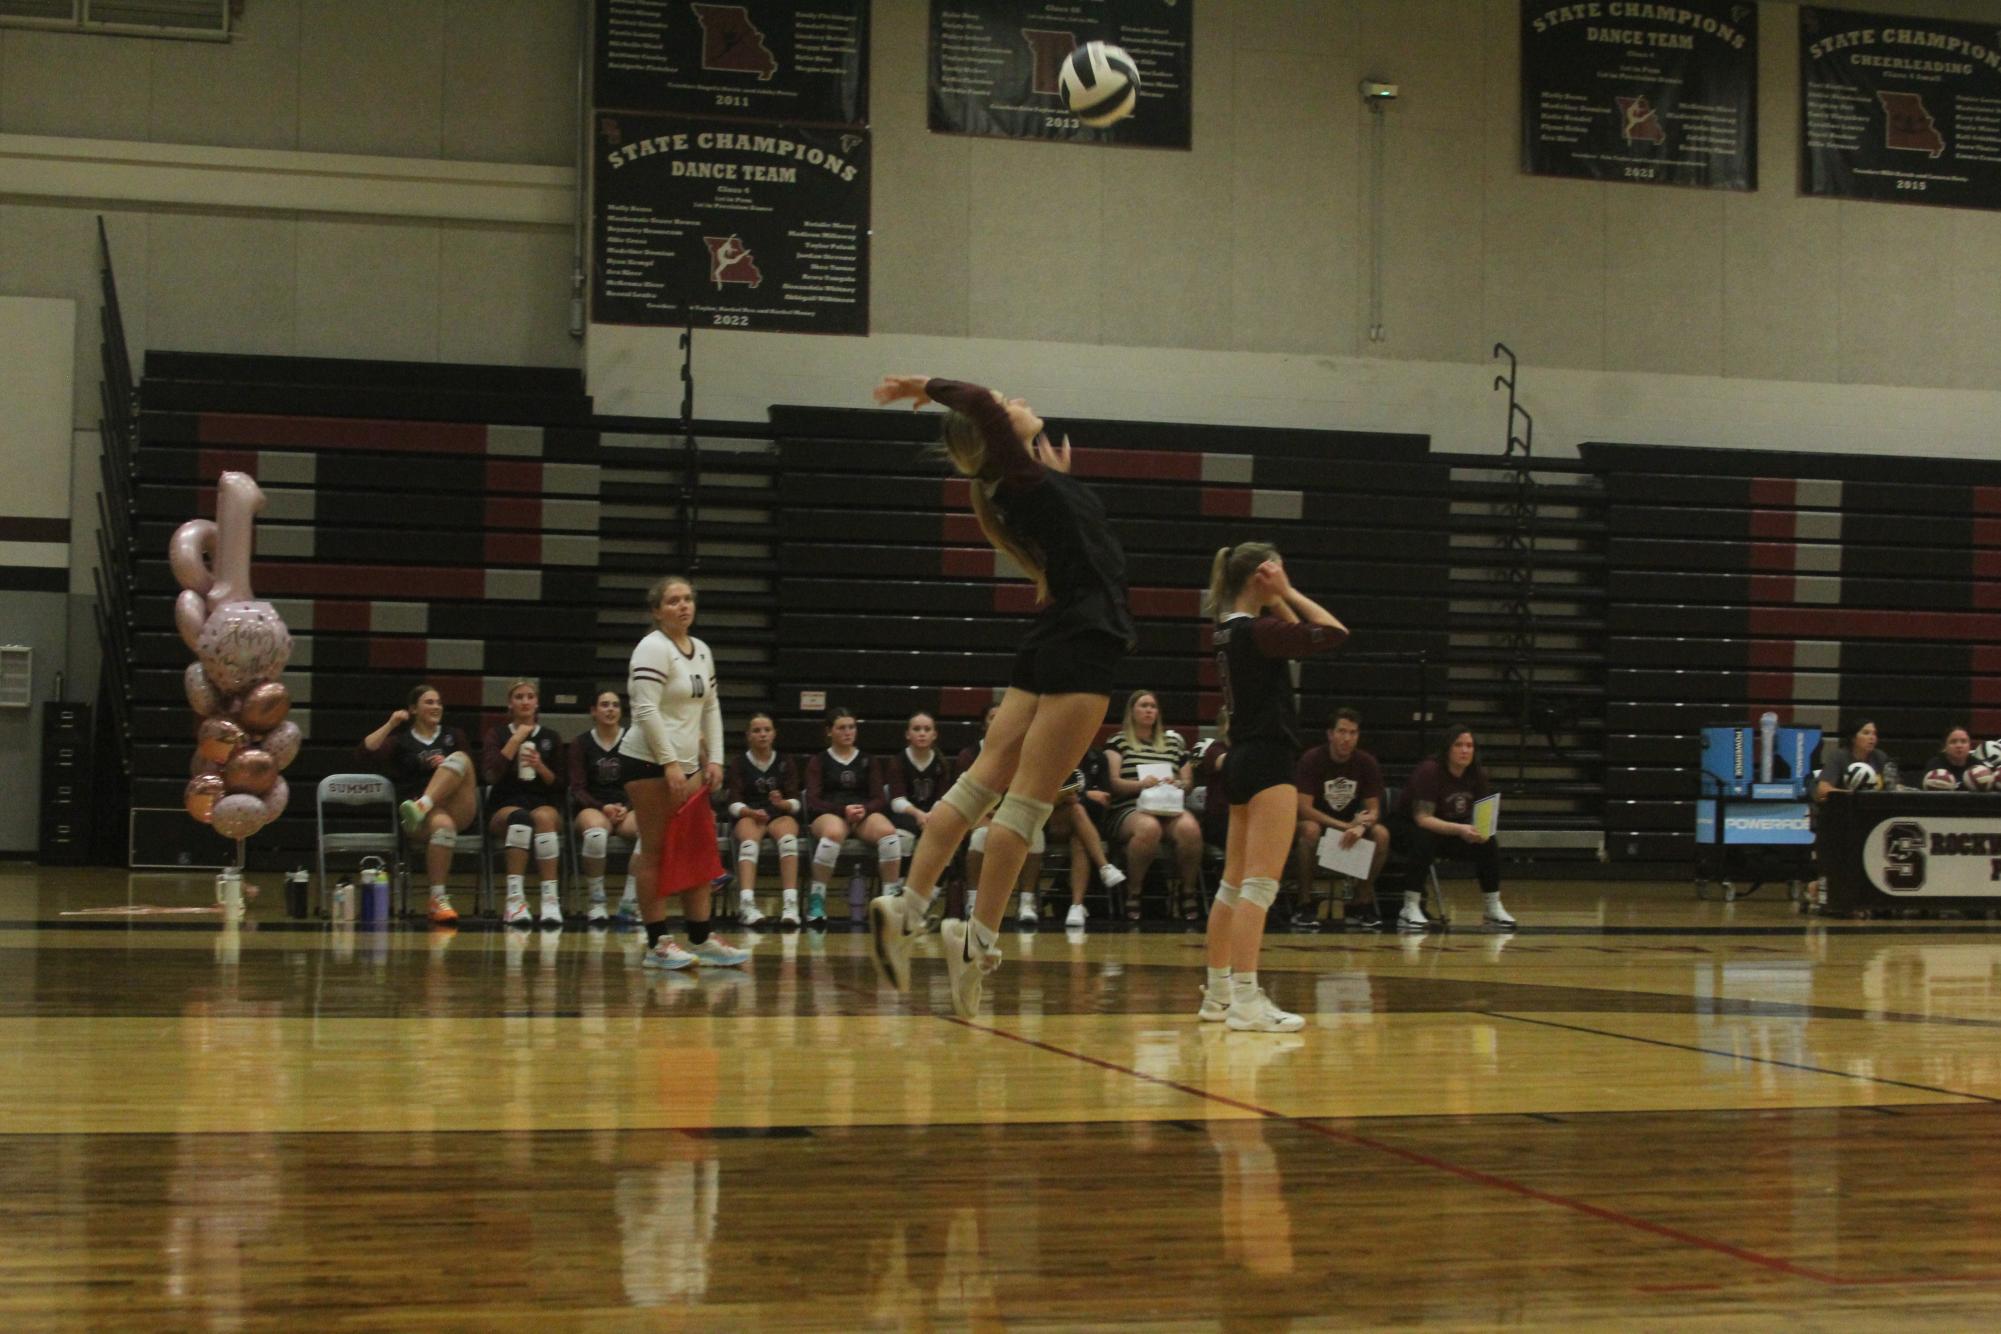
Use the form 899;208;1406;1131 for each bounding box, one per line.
39;702;92;865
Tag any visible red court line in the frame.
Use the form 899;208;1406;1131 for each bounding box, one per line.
941;1014;1932;1288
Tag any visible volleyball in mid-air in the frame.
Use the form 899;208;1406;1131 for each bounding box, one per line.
1059;41;1141;127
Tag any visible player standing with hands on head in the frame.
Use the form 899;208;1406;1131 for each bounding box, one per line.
621;576;750;971
866;373;1135;1018
1198;544;1348;1032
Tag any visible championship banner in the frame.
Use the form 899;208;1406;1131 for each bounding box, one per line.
1801;7;2001;209
1521;2;1757;189
593;113;870;335
928;0;1192;148
595;0;868;125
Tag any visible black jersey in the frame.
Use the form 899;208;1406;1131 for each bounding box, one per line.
484;721;566;810
1213;613;1349;750
727;751;800;814
880;749;953;812
805;749;882;819
571;727;628;808
926;379;1134;651
366;724;467;799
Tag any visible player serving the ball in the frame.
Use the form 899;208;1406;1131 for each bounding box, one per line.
865;375;1135;1018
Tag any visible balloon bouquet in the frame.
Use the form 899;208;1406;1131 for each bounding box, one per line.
173;472;298;882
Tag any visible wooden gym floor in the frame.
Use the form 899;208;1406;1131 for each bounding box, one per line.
5;865;2001;1330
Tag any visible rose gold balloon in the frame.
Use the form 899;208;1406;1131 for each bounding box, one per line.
261;777;290;822
262;720;302;770
237;680;291;731
210;793;269;841
189;753;222;779
224;748;278;797
184;773;227;824
197;717;247;767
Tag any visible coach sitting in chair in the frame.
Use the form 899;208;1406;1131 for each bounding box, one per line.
1292;707;1387;931
1388;724;1516;933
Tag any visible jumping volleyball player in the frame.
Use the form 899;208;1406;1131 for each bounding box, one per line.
621;576;750;970
867;374;1134;1017
1201;544;1347;1032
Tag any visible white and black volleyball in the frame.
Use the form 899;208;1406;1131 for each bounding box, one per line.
1058;41;1141;128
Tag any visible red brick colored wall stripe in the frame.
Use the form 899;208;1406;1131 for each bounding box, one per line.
1976;487;2001;515
1748;510;1795;539
1200;488;1252;517
1749;543;1795;572
483;533;541;564
314;601;370;632
1130;587;1201;617
1977;519;2001;546
940;687;992;717
942;548;996;577
485;497;542;528
258;564;484;598
942;513;983;543
1749;574;1795;603
1748;477;1795;506
1749;640;1796;668
1072;449;1200;481
197;449;259;478
1747;672;1795;701
198;413;486;454
369;638;429;670
485;460;543;491
992;585;1038;614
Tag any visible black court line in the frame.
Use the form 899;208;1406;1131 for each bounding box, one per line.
1480;1010;2001;1105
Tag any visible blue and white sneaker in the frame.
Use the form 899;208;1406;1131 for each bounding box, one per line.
642;939;697;970
690;938;751;968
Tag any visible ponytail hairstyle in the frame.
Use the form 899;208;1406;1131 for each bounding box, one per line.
941;412;1052;604
1205;542;1281;621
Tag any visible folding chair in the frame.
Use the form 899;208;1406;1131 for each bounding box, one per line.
315;774;404;916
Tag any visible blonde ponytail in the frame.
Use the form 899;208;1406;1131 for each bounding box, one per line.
1206;542;1281;621
1204;546;1232;622
943;411;1052;603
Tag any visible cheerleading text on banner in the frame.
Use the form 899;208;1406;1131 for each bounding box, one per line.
928;0;1192;149
593;114;870;335
594;0;868;125
1520;0;1757;189
1800;6;2001;209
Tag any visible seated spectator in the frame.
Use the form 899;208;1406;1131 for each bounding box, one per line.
723;711;802;927
484;678;567;928
1105;689;1203;922
878;710;956;866
803;706;902;926
1922;726;1976;790
363;682;476;924
1050;742;1125;930
1292;707;1388;931
571;689;640;924
1816;719;1896;800
1191;709;1231;853
1389;724;1514;933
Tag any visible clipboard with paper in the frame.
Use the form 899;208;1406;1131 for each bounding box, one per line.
1471;793;1500;839
1315;826;1376;878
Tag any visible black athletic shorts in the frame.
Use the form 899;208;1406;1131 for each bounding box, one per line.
1008;630;1125;697
1222;738;1298;806
618;754;667;785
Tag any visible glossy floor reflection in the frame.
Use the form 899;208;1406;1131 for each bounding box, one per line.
6;866;2001;1328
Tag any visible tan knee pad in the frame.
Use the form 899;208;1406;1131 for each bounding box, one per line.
990;793;1054;846
939;774;1001;825
1213;880;1241;907
1239;876;1280;910
440;751;472;779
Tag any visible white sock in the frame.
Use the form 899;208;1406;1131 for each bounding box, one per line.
900;886;933;928
969;916;999;954
739;889;757;907
619;875;637;902
414;794;434;814
1232;971;1259;1004
587;875;606;901
1403;890;1422;911
506;875;525;899
809;880;828;896
783;888;799;913
429;884;448;901
1099;864;1118;881
539;881;560;900
1207;966;1231;993
882;879;903;894
1485;892;1506;912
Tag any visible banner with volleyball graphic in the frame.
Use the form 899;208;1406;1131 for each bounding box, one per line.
592;113;870;335
1520;0;1757;190
593;0;868;126
927;0;1192;148
1801;6;2001;210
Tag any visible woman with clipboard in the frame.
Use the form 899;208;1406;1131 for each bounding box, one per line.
1390;726;1516;932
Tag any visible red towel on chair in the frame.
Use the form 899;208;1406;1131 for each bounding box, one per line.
657;782;724;897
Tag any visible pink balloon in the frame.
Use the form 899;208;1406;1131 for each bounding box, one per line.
210;793;270;841
168;518;216;597
262;720;302;770
261;777;290;822
184;662;223;717
196;600;292;695
175;589;207;653
198;716;247;767
237;680;291;731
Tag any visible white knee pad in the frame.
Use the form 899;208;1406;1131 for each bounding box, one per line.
969;826;989;853
429;825;458;848
580;827;609;859
504;823;532;851
777;834;799;859
813;836;842;870
897;830;917;861
1030;826;1046;855
440;751;472;779
737;839;761;865
1239;876;1280;910
533;831;560;861
939;774;1002;824
1213;880;1241;907
990;793;1053;846
875;834;902;866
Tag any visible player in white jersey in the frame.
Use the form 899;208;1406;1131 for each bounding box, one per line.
620;575;749;970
